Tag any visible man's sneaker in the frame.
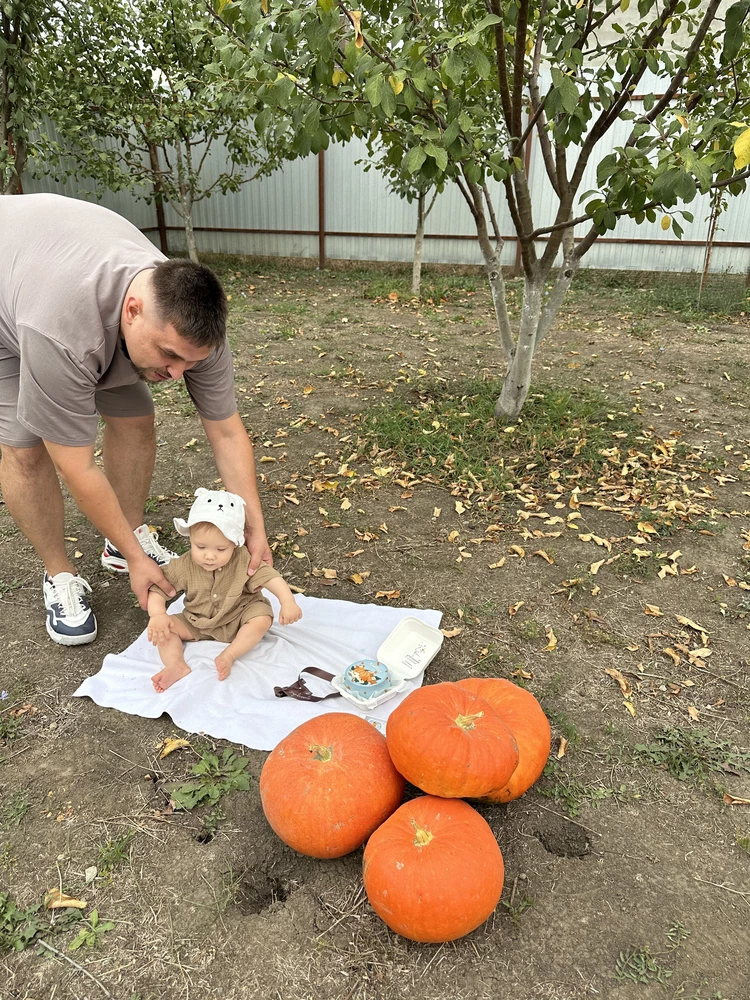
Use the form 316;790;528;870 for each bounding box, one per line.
101;523;178;575
43;572;98;646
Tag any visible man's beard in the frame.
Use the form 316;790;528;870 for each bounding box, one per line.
129;360;168;383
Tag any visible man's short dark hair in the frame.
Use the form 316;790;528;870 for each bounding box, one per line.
151;259;227;348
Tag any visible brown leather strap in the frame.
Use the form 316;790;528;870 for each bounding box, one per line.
274;667;340;702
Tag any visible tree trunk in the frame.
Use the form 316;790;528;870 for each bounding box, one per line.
412;191;425;297
495;274;544;422
2;134;26;195
473;200;514;363
175;142;198;263
536;255;580;350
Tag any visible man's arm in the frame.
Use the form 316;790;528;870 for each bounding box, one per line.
43;439;176;609
200;412;272;573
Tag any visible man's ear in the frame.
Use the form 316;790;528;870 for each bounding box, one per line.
124;293;145;325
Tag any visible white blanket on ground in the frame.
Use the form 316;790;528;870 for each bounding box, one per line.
73;595;442;751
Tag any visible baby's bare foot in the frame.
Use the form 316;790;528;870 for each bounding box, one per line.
152;661;191;693
215;650;235;681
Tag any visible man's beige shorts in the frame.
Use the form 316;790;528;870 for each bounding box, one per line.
0;346;154;448
176;596;274;644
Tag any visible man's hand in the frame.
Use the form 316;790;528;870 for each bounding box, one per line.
148;613;174;646
130;555;176;610
244;526;273;576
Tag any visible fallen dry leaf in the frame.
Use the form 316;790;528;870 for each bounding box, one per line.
663;647;681;666
375;589;401;600
533;549;554;564
340;498;352;511
433;507;441;519
605;667;632;697
348;573;364;585
488;558;506;569
590;559;605;575
687;706;700;722
447;530;460;543
441;627;463;638
322;568;338;579
623;700;636;717
544;627;558;652
723;793;750;805
509;544;526;558
675;615;709;644
455;501;466;515
508;601;525;616
512;667;534;680
644;604;664;616
158;737;191;759
557;736;568;759
44;889;87;910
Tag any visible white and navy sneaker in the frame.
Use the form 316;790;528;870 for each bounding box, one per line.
101;523;178;574
43;572;98;646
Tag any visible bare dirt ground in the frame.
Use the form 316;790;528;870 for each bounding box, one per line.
1;259;749;1000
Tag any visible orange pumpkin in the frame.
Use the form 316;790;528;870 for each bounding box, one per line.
385;682;519;798
260;714;404;858
363;795;504;942
456;677;551;802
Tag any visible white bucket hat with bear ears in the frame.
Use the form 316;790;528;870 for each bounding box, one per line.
174;488;246;547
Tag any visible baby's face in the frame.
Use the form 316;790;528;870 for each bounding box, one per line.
189;523;236;571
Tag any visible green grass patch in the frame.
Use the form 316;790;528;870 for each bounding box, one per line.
633;727;750;784
361;270;479;303
0;790;30;830
361;380;639;492
0;891;83;954
568;269;748;321
539;760;633;816
168;748;250;811
97;830;135;879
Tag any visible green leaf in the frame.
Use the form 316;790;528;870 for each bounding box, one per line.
405;145;427;173
425;142;448;171
551;67;579;115
365;73;384;109
723;0;750;63
474;13;502;31
443;50;464;87
443;119;460;147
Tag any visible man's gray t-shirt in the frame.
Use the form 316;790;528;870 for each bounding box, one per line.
0;193;236;446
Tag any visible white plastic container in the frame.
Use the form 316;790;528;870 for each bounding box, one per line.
331;616;444;708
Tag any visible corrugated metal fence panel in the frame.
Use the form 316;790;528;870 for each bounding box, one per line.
22;105;750;272
526;73;750;273
161;134;320;259
21;118;158;238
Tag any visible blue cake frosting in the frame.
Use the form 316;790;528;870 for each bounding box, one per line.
342;659;391;698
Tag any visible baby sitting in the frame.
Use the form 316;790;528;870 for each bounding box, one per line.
147;488;302;692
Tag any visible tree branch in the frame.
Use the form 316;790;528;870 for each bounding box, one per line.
511;0;530;137
712;166;750;190
488;0;513;131
627;0;722;142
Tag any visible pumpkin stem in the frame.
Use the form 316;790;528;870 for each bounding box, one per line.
309;744;333;763
411;819;434;847
455;711;484;730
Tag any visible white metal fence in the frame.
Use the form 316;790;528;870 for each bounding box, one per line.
21;104;750;275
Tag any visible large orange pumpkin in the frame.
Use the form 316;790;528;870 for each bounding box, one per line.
363;795;504;942
260;714;404;858
385;682;519;798
456;677;551;802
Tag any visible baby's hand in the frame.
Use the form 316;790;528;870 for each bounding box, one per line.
148;614;173;645
279;601;302;626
